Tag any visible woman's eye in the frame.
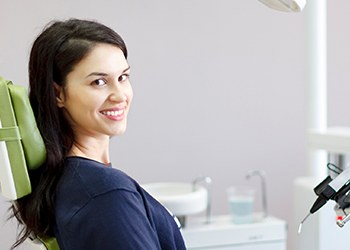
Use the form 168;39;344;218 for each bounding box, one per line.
118;74;129;82
93;79;107;86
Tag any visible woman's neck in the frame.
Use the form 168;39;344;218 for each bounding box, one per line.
68;136;110;165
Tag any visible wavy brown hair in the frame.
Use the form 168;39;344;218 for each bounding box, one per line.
11;19;127;249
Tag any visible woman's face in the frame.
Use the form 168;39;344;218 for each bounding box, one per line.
56;43;133;140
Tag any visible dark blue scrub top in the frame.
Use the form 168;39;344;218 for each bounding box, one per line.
54;156;186;250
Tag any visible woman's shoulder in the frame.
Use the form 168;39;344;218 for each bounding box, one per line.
58;156;138;199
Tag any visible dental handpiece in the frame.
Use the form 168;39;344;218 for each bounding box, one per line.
298;212;311;234
298;196;328;234
298;167;350;234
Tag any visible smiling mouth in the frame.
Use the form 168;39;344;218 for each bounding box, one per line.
100;110;124;116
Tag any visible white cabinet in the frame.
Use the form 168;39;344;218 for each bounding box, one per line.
187;242;285;250
182;215;287;250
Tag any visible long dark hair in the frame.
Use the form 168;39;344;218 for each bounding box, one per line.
11;19;127;248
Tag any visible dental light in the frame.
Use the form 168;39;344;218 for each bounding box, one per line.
258;0;306;12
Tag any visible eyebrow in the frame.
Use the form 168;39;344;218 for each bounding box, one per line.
86;66;131;78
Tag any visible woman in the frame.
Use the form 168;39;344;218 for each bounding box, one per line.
12;19;186;249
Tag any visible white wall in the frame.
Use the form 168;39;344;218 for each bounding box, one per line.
328;1;350;127
0;0;349;249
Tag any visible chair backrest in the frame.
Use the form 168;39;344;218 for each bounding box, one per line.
0;76;59;250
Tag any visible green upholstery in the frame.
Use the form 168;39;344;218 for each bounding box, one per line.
27;236;60;250
0;76;59;250
39;237;60;250
8;80;46;170
0;76;46;199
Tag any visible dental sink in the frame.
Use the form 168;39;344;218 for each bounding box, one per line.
142;182;208;216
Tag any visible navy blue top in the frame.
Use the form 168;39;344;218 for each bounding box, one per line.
54;157;186;250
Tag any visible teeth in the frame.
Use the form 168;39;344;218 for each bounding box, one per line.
101;110;123;116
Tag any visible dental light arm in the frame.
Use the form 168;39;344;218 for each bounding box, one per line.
258;0;306;12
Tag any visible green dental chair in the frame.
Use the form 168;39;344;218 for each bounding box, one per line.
0;76;59;250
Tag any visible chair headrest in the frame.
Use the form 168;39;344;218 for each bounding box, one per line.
0;76;46;199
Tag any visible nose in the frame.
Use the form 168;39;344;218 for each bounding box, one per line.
109;83;127;103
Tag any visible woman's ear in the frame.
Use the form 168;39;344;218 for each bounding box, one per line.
53;82;65;108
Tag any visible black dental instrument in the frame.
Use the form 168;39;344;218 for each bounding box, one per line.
298;166;350;234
